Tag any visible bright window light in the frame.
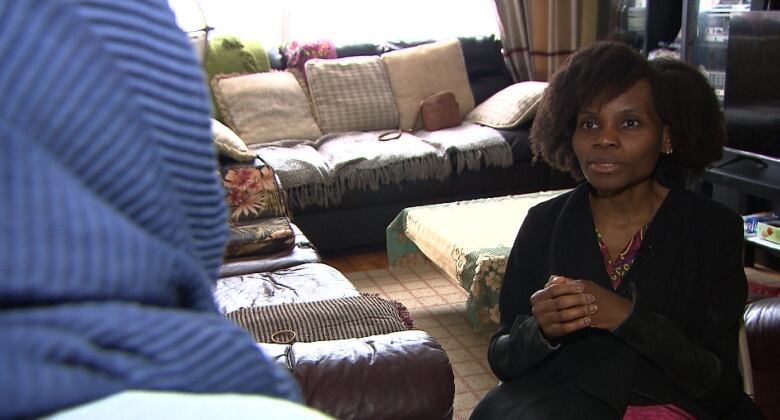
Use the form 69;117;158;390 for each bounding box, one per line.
197;0;499;47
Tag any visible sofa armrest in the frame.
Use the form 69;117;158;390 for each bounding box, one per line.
259;330;454;420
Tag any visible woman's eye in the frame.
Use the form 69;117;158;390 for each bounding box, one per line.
581;121;597;130
622;119;640;128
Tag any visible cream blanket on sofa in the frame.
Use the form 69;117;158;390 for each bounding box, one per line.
252;122;512;208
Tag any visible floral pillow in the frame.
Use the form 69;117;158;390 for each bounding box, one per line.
221;160;295;257
222;165;291;223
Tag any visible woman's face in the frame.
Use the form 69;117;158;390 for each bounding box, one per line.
572;79;669;196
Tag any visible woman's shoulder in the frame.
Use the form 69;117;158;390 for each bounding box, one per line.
527;184;588;219
672;188;744;242
675;188;742;224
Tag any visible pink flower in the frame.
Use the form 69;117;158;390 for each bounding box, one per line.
224;168;262;194
228;190;266;221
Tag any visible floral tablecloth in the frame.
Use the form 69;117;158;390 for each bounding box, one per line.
387;190;569;330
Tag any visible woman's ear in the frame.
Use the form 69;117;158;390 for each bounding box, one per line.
661;126;673;155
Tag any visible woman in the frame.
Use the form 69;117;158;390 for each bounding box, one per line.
470;42;762;419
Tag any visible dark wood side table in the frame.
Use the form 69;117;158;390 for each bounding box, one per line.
698;147;780;266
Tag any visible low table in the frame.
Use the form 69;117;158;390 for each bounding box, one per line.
387;190;569;330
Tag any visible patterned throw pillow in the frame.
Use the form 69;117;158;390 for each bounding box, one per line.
466;81;548;129
221;160;295;258
221;164;291;223
305;56;399;134
382;39;475;131
211;119;256;162
211;71;321;145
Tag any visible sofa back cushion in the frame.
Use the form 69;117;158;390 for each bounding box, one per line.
305;56;399;133
205;36;272;121
212;71;321;144
382;39;475;131
466;81;548;129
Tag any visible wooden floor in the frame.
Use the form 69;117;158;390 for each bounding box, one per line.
320;245;389;273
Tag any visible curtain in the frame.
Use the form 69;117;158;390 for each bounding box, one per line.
495;0;600;81
494;0;535;81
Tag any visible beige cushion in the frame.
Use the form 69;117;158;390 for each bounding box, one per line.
212;72;321;144
305;56;399;133
466;81;548;129
382;40;475;131
211;119;256;161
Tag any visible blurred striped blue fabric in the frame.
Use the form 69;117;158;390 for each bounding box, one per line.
0;1;301;417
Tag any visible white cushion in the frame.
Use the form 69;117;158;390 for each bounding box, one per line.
466;81;548;128
211;119;256;161
382;40;475;131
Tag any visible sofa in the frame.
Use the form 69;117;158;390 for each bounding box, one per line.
207;35;574;252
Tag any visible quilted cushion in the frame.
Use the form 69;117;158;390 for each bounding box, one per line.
466;81;548;129
212;71;321;144
382;39;475;131
305;56;399;133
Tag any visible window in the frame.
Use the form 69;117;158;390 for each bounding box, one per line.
195;0;500;47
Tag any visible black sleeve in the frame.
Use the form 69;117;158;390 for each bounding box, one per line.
613;210;747;414
487;207;559;381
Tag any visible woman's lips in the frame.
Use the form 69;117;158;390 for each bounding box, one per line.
587;159;621;174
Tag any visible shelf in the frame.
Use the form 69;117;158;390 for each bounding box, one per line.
746;235;780;253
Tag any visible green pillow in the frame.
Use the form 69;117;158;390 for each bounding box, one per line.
205;36;272;120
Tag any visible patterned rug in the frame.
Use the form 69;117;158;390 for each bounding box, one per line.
345;262;496;420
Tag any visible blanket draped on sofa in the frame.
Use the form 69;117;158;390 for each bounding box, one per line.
252;122;512;208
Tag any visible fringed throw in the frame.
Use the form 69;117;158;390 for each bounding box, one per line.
252;123;512;209
226;295;413;344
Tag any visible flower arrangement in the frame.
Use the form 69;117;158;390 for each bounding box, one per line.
283;39;337;81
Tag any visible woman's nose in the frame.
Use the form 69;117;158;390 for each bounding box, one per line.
595;127;619;148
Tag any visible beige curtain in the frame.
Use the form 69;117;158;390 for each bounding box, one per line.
494;0;535;82
495;0;601;81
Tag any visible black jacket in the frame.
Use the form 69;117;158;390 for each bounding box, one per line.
488;183;751;418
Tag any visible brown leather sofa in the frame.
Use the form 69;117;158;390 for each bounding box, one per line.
744;296;780;419
215;226;456;420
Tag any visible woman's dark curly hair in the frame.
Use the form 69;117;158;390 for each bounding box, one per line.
530;41;726;180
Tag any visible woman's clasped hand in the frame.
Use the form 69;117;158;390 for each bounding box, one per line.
531;276;632;338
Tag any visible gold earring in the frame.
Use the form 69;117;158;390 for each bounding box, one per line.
662;139;673;155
